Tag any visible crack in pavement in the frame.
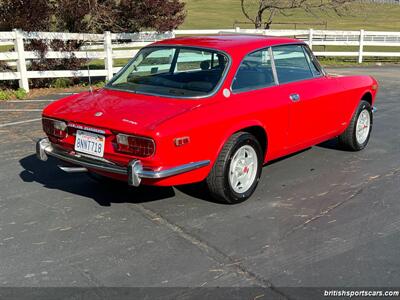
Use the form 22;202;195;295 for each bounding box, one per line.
282;166;400;240
283;187;364;240
132;204;293;300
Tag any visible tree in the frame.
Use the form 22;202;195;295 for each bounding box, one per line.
0;0;186;87
116;0;186;33
0;0;53;31
240;0;360;29
0;0;186;33
54;0;186;33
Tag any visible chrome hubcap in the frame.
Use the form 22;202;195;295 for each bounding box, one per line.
229;145;258;194
356;109;371;144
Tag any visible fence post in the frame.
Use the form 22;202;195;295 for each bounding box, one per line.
358;29;365;64
13;29;29;92
308;28;314;50
104;31;113;81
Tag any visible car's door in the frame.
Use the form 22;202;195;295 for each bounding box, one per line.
271;44;341;149
230;47;291;161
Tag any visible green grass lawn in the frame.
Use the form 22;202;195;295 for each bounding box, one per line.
181;0;400;31
179;0;400;65
2;0;400;91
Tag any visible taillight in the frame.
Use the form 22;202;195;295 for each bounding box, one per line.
116;134;155;157
42;118;68;139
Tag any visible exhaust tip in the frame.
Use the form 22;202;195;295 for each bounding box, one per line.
58;166;88;173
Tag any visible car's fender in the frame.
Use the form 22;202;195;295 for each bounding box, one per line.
213;119;268;164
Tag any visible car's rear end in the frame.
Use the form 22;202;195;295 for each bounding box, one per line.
36;43;232;187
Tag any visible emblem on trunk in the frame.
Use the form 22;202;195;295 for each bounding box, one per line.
94;112;103;117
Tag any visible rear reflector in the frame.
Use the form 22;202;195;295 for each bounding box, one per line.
116;134;155;157
174;136;190;147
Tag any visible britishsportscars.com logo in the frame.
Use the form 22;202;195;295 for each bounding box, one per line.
324;289;399;298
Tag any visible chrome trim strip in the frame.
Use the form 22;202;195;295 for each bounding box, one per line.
269;46;279;85
50;149;127;175
36;138;210;187
138;160;210;179
230;42;327;95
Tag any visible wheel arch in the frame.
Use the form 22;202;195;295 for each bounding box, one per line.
241;126;268;158
361;91;373;106
215;121;269;164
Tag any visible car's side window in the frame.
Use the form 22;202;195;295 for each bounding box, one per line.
232;48;275;93
272;45;314;84
303;46;324;77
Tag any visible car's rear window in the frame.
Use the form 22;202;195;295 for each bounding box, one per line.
106;46;229;98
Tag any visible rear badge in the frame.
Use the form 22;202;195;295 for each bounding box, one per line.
94;112;103;117
122;119;138;126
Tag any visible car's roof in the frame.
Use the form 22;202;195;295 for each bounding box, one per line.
151;34;303;57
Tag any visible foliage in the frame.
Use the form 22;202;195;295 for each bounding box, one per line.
94;80;106;88
14;88;27;99
0;89;13;100
0;0;186;33
55;0;186;33
116;0;186;33
51;78;73;89
0;88;26;100
240;0;366;29
0;0;186;88
0;0;53;31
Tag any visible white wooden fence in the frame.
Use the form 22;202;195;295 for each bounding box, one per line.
1;28;400;92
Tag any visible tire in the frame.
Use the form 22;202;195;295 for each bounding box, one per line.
206;132;263;204
338;100;373;151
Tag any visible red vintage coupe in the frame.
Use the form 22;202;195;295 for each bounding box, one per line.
36;34;378;204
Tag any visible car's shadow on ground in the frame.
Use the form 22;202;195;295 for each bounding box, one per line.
18;155;227;206
19;155;180;206
317;137;349;151
19;138;344;207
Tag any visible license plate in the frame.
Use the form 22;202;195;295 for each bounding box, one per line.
74;130;105;158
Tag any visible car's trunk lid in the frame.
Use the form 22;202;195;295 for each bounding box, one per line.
45;88;201;134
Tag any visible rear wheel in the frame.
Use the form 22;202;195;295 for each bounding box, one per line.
339;100;373;151
206;132;263;204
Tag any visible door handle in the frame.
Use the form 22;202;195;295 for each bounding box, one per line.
290;93;300;102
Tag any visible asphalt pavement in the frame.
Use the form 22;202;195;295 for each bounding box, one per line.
0;67;399;299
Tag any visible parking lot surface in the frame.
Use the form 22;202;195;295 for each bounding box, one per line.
0;67;399;298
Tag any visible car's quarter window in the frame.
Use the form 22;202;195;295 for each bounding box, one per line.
272;45;314;84
131;48;176;76
232;48;275;93
175;49;224;73
303;46;324;77
107;46;229;98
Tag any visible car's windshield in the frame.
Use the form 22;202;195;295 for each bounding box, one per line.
106;46;229;98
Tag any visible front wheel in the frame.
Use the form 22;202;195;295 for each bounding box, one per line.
206;132;263;204
339;100;373;151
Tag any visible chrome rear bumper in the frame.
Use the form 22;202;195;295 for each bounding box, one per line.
36;138;210;187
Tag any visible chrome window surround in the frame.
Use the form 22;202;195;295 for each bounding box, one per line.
230;42;328;95
105;45;232;100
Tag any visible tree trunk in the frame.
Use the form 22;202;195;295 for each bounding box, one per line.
255;13;262;29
